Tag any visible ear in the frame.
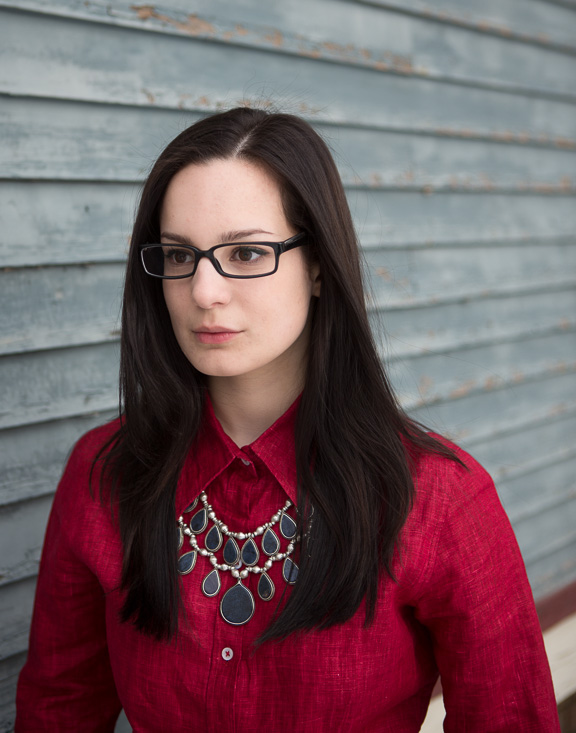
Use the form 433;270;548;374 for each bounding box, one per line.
310;262;321;297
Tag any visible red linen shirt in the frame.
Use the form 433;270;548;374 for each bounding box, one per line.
17;399;560;732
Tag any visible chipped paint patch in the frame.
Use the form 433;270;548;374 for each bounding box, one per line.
450;379;477;398
131;5;215;36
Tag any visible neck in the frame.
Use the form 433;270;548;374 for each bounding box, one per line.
208;374;302;447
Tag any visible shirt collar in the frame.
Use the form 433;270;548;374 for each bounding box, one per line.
176;394;300;515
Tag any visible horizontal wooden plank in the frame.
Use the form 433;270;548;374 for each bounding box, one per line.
355;0;576;51
388;328;576;411
527;537;576;602
2;96;575;190
502;454;576;525
0;413;115;506
471;412;576;486
0;342;118;430
355;192;576;260
6;0;576;57
1;7;576;145
511;501;576;600
0;264;122;356
366;240;576;310
374;287;576;357
0;181;133;266
0;652;26;732
410;369;576;444
0;495;52;587
0;577;35;660
0;96;194;183
2;0;576;101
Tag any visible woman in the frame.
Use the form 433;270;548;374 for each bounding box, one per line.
17;108;559;731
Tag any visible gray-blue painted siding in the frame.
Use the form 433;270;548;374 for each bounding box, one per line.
1;0;575;729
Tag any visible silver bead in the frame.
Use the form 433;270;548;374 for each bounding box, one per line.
287;543;294;552
199;549;209;557
255;526;264;535
210;556;218;566
237;532;246;540
271;513;280;522
231;569;240;578
220;525;228;534
265;559;273;570
208;511;216;520
184;528;191;536
240;569;249;579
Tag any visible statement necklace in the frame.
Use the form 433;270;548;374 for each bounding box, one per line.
177;492;299;625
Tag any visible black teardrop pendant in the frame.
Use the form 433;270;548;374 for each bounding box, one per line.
177;525;183;550
190;508;208;534
257;572;275;601
177;551;197;575
241;538;259;567
205;524;223;552
202;569;221;597
220;581;255;625
262;528;280;556
183;497;199;513
282;557;299;584
223;537;240;566
280;511;297;539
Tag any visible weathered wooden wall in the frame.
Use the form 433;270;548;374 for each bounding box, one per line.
1;0;575;728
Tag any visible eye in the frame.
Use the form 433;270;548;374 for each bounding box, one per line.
163;247;194;266
230;246;269;262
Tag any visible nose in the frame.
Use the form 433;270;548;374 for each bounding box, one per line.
189;257;231;309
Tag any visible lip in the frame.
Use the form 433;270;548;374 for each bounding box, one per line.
193;327;241;344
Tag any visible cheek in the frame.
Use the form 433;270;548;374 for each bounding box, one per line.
162;283;184;326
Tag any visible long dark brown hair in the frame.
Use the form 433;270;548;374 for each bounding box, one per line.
95;107;458;642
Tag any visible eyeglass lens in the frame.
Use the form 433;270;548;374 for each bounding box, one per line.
142;243;278;278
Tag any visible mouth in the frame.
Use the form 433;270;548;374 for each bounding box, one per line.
193;327;241;344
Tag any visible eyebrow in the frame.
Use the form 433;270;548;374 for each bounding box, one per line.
160;229;275;246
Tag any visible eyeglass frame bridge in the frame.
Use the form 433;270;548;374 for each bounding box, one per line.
140;232;307;280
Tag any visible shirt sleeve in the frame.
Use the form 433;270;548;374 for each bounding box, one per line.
15;440;122;732
413;456;560;732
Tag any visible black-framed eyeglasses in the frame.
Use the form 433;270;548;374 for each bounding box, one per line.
140;232;307;280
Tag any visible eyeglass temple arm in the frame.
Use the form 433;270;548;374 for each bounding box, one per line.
279;232;307;253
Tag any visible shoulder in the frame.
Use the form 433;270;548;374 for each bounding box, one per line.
399;433;520;590
408;433;495;512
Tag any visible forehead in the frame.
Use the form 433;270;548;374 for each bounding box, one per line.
160;159;288;238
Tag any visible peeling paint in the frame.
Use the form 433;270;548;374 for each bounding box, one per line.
376;267;392;281
264;29;284;47
141;88;156;104
483;376;500;391
419;375;434;396
131;5;216;36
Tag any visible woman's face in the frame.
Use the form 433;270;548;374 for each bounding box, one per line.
160;158;320;391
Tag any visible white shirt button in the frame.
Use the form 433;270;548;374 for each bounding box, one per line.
222;647;234;661
241;459;251;466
